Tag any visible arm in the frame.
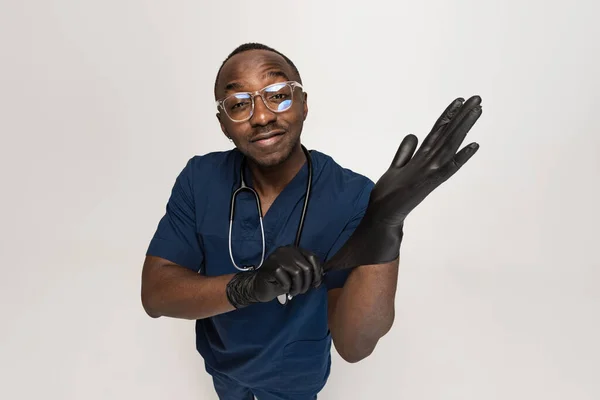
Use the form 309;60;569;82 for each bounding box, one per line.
142;158;323;320
141;255;235;320
325;184;399;363
141;157;234;320
328;257;399;363
327;95;483;362
324;184;400;363
141;249;324;320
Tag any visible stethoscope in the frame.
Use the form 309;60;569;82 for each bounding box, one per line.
228;145;313;305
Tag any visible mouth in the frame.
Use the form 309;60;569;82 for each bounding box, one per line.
251;130;286;143
250;130;286;148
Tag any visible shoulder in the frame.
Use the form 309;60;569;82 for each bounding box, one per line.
186;148;241;174
310;149;374;203
177;148;242;182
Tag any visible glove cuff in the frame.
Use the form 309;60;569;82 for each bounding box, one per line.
225;271;256;309
324;218;404;271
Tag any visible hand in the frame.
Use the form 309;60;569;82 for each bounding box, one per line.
226;245;323;308
367;95;483;227
325;95;483;271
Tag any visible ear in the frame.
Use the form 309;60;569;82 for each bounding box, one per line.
217;113;229;139
303;92;308;121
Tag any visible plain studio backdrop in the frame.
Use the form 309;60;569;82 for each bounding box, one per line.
1;1;599;399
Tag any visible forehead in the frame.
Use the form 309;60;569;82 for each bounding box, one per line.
217;50;293;95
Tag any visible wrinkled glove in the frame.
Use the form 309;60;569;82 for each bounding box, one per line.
325;95;483;271
226;245;323;308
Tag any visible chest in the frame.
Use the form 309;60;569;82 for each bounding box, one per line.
258;194;276;216
195;182;348;277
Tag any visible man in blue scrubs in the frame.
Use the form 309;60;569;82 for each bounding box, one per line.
141;43;482;399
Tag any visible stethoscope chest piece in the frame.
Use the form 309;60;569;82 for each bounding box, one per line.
277;293;292;305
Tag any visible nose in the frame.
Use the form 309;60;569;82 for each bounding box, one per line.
249;94;276;127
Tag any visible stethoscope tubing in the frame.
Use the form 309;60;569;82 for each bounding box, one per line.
228;145;313;305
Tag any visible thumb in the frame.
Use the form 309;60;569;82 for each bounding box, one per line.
298;248;323;287
391;134;418;168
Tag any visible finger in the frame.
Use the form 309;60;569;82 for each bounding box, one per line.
431;142;480;184
431;97;465;132
296;258;312;294
414;97;464;159
299;248;323;288
454;142;480;167
390;134;419;169
432;105;482;164
443;95;482;136
273;267;292;295
427;96;481;166
281;263;303;297
440;106;483;160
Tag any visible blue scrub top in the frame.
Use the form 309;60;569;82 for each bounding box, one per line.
147;147;374;392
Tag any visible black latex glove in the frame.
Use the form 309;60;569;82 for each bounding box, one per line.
226;245;323;308
324;95;483;271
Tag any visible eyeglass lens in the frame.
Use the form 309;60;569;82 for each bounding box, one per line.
224;83;293;121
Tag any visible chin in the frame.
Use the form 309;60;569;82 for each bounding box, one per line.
253;151;290;168
248;142;296;169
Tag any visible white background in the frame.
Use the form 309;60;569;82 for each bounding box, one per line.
1;1;599;399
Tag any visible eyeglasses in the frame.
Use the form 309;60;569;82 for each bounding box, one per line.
216;81;304;122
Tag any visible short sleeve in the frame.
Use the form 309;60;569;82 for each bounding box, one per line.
146;157;204;272
323;180;374;290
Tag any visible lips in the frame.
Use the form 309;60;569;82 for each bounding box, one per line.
251;130;285;142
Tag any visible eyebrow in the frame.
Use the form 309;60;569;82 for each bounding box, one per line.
224;81;244;92
263;70;289;81
223;70;291;94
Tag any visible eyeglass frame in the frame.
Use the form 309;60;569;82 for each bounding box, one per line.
215;80;304;122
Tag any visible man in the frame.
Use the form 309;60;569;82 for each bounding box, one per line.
141;43;482;399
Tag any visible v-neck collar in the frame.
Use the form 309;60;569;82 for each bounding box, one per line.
240;151;313;247
242;154;310;217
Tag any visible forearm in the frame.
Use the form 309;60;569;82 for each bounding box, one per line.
142;259;236;320
330;257;399;362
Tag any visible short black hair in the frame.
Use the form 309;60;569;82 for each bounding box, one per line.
214;42;302;98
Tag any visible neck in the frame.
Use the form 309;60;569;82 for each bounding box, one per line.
248;143;306;198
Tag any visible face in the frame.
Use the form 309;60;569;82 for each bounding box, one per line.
215;50;308;168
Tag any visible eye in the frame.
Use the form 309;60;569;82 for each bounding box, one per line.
268;93;289;101
229;101;250;111
226;93;252;111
